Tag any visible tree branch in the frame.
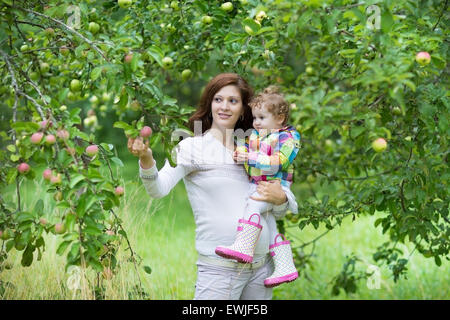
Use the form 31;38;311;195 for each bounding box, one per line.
432;0;448;31
12;6;109;62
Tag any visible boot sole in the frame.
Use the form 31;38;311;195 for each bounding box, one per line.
215;247;253;263
264;272;298;288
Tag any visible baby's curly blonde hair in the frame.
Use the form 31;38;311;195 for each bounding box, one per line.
248;85;290;125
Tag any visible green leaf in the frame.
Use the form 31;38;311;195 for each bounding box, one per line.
67;242;80;263
56;201;71;209
84;226;102;235
162;95;177;106
21;245;34;267
118;91;128;109
434;255;442;266
111;157;124;167
242;18;261;35
131;54;139;72
143;265;152;275
6;144;16;153
91;67;102;81
381;9;394;33
57;240;72;256
16;211;35;223
69;174;85;189
34;199;44;216
147;46;164;67
6;168;18;184
113;121;133;130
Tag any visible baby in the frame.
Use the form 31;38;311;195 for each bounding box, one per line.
215;86;301;288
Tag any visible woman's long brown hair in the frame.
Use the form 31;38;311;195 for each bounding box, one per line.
188;73;254;134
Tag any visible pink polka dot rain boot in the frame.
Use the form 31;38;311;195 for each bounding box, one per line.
215;213;263;263
264;233;298;288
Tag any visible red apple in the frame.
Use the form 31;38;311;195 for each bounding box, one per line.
56;129;70;140
50;173;62;185
31;132;44;144
54;223;66;234
66;147;76;155
124;53;133;64
43;168;52;181
415;51;431;66
86;145;99;156
39;218;48;226
115;186;124;196
140;126;152;138
45;134;56;145
17;162;30;174
39;119;51;129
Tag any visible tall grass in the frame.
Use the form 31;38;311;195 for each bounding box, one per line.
1;159;448;299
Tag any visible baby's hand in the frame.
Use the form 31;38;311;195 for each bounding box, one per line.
233;150;248;163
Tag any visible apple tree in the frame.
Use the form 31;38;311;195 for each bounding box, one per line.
0;0;448;297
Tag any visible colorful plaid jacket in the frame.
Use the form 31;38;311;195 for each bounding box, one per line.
243;125;301;188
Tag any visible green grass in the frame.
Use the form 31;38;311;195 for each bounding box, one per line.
1;157;449;299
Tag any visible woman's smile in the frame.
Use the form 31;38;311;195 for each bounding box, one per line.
218;112;232;119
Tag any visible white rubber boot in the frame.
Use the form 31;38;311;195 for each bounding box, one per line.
264;234;298;288
215;213;263;263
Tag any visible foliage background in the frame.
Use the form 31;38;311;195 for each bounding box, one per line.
0;0;448;299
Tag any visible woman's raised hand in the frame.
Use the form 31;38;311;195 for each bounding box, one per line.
127;136;154;168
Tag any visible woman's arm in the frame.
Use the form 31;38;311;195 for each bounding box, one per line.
129;137;194;198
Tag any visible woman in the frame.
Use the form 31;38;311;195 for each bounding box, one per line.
127;73;298;300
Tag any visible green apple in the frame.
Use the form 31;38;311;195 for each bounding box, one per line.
162;56;174;69
83;115;98;127
221;2;233;12
181;69;192;81
306;66;314;74
170;1;179;10
89;95;99;105
44;27;55;37
130;100;140;111
40;62;50;73
30;71;39;81
70;79;82;92
20;44;29;52
255;10;267;22
392;106;402;115
262;49;272;60
372;138;387;152
102;92;111;102
59;46;70;56
0;229;13;240
118;0;132;8
244;25;256;36
306;174;316;183
88;22;100;34
202;15;213;24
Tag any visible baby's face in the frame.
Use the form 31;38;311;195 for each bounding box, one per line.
252;105;284;132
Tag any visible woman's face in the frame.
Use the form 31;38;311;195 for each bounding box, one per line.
210;85;244;131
